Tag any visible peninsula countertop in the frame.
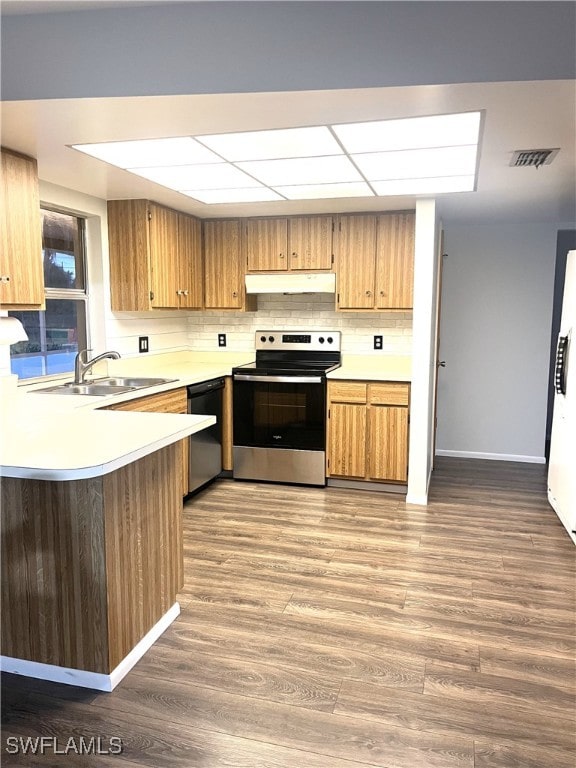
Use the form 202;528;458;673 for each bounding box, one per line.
0;350;253;481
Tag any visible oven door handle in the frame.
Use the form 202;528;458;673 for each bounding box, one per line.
234;374;324;384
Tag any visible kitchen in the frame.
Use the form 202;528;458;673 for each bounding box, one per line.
1;2;575;767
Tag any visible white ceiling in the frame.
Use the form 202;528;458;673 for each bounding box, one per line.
2;79;574;223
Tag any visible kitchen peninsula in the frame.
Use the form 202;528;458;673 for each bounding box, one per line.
0;380;216;692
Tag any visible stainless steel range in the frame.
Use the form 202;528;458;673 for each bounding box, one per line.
232;330;341;486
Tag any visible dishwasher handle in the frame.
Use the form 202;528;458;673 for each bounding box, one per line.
187;377;225;398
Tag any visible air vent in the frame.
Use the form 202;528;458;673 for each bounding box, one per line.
510;148;559;168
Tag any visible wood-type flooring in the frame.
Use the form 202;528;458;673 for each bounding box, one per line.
2;457;575;767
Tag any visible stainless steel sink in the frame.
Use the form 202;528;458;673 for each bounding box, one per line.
93;377;177;388
32;383;135;396
31;376;177;396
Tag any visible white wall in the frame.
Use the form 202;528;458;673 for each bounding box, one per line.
436;222;558;463
407;199;439;504
187;294;412;355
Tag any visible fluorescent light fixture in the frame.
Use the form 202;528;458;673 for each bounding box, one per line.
182;188;285;204
197;126;343;161
237;156;362;186
352;145;478;181
71;111;482;203
333;112;482;153
130;163;261;190
72;137;222;168
275;182;374;200
371;176;475;196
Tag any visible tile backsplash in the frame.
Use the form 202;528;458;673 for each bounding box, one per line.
187;293;412;354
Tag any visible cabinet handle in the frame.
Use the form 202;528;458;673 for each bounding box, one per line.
380;290;385;296
232;291;238;298
183;290;189;296
176;289;182;295
279;253;285;259
365;290;372;296
0;276;10;283
292;252;298;257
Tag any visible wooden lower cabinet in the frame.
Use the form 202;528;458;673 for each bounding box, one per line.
327;380;410;483
0;444;182;674
104;388;189;496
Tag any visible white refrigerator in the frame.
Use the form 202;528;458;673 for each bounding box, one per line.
548;249;576;544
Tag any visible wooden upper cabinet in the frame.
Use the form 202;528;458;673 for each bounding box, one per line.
288;216;333;271
245;216;333;272
246;218;287;271
0;149;44;309
335;215;377;309
107;200;203;311
149;204;179;309
204;219;246;310
177;213;203;310
376;212;415;310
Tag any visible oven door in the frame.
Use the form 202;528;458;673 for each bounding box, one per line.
233;374;326;451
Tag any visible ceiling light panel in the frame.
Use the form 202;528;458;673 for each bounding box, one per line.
182;188;285;204
237;155;362;186
372;176;475;196
333;112;482;153
275;182;374;200
130;163;261;190
72;137;222;168
197;126;343;161
352;145;478;181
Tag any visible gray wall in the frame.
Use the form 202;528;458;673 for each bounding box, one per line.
2;2;575;100
436;223;559;462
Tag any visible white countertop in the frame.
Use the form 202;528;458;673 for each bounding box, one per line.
327;354;411;382
1;351;252;481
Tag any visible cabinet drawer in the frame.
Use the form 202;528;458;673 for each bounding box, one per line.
369;382;410;406
328;381;367;404
104;387;187;413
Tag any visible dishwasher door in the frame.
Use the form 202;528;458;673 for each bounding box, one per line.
187;378;224;494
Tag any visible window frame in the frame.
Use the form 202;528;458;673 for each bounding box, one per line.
10;205;91;382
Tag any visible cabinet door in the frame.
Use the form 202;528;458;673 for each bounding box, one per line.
336;215;377;309
369;405;409;482
149;204;179;309
204;220;243;309
103;388;189;496
0;150;44;308
327;402;367;478
289;216;333;271
108;200;152;312
246;218;287;271
178;213;203;309
376;212;415;310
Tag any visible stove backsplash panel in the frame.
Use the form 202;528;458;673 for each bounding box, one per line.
187;294;412;355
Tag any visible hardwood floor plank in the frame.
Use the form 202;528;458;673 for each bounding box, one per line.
479;645;576;690
474;740;576;768
423;662;575;716
335;679;575;753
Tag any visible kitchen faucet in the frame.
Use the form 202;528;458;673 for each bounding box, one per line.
74;349;121;384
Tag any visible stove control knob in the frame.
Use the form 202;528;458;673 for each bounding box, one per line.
319;336;325;344
260;335;266;342
327;336;334;344
268;335;275;343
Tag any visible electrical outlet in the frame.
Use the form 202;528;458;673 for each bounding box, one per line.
218;333;227;347
138;336;149;353
374;335;383;350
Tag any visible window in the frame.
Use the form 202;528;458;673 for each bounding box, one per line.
9;208;88;379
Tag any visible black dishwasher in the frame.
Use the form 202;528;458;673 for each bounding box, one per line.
186;378;224;494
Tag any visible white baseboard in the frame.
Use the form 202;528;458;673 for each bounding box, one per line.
435;449;546;464
0;602;180;692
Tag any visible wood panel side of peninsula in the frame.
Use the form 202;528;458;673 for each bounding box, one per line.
1;443;182;674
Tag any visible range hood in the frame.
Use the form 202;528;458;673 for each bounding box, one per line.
245;273;336;294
